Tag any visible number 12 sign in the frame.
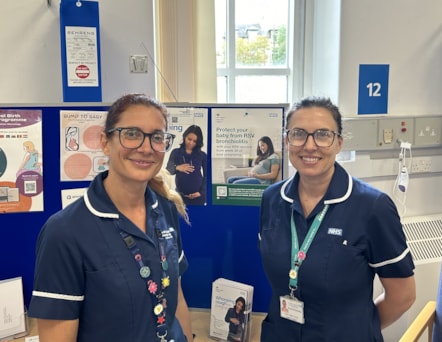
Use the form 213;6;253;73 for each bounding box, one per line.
358;64;389;114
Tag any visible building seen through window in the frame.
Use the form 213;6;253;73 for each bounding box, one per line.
215;0;294;103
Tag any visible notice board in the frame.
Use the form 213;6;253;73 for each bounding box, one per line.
0;103;287;312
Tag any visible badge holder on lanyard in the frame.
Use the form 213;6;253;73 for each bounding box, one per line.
280;204;329;324
117;221;171;342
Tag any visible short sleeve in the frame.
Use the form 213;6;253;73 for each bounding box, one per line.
269;153;280;166
367;193;414;278
28;212;85;319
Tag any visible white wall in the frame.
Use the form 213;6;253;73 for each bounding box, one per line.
338;0;442;116
327;1;442;340
307;0;442;212
333;0;442;214
0;0;156;103
307;0;442;115
304;0;341;102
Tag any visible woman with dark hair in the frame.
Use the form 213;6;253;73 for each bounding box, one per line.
225;296;246;342
258;96;415;341
166;124;207;205
227;136;280;185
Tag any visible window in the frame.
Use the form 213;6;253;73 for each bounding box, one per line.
215;0;299;103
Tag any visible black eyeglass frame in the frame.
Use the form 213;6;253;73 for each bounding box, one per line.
107;127;176;152
285;128;341;147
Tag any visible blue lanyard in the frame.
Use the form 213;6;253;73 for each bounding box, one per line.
289;204;329;294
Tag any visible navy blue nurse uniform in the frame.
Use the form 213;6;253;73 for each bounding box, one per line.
258;163;414;342
28;171;188;341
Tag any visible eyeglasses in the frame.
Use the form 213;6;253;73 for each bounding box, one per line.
285;128;341;147
107;127;175;152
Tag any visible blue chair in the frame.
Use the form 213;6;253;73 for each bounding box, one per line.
399;263;441;342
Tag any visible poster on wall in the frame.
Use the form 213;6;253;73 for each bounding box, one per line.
0;109;43;213
211;107;284;206
60;110;108;181
164;107;208;206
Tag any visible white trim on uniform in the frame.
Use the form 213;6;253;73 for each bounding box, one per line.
178;250;185;263
32;290;84;301
84;190;119;219
280;171;353;205
368;247;411;268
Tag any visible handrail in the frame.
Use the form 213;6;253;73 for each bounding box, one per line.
399;301;437;342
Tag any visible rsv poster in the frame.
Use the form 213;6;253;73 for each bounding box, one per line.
0;110;43;213
211;107;284;206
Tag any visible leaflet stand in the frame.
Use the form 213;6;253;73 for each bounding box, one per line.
0;277;28;341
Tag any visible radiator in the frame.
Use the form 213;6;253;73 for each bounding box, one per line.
402;214;442;265
381;213;442;341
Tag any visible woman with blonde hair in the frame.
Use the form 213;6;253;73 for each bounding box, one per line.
29;93;194;342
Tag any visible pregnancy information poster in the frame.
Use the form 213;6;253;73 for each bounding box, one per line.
0;109;43;213
211;107;284;206
164;106;208;206
60;110;108;181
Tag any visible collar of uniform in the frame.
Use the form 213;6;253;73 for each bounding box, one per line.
84;171;160;219
280;162;353;205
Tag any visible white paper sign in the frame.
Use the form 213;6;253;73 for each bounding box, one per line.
61;188;87;209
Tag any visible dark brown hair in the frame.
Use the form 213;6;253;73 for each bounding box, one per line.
285;96;343;134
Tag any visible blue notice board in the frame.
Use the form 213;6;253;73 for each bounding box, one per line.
358;64;389;114
0;104;289;313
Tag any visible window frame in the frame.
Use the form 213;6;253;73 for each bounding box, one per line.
216;0;305;104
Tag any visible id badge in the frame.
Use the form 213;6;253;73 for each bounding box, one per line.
280;295;305;324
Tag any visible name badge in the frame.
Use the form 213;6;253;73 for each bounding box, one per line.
280;295;305;324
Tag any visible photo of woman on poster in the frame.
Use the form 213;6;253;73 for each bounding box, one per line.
166;125;207;205
226;136;280;185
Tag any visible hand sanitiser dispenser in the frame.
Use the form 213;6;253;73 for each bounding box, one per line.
398;166;409;192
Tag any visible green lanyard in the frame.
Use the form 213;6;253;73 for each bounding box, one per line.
289;204;329;294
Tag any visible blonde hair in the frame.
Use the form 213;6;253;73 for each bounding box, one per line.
150;169;190;225
23;141;36;151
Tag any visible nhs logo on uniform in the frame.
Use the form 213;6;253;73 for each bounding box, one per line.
328;228;343;236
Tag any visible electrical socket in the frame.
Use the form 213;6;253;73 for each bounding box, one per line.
411;157;432;173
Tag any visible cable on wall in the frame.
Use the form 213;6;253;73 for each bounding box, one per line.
140;41;178;102
393;141;412;217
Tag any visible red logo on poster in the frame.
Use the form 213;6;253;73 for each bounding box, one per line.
75;65;90;79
